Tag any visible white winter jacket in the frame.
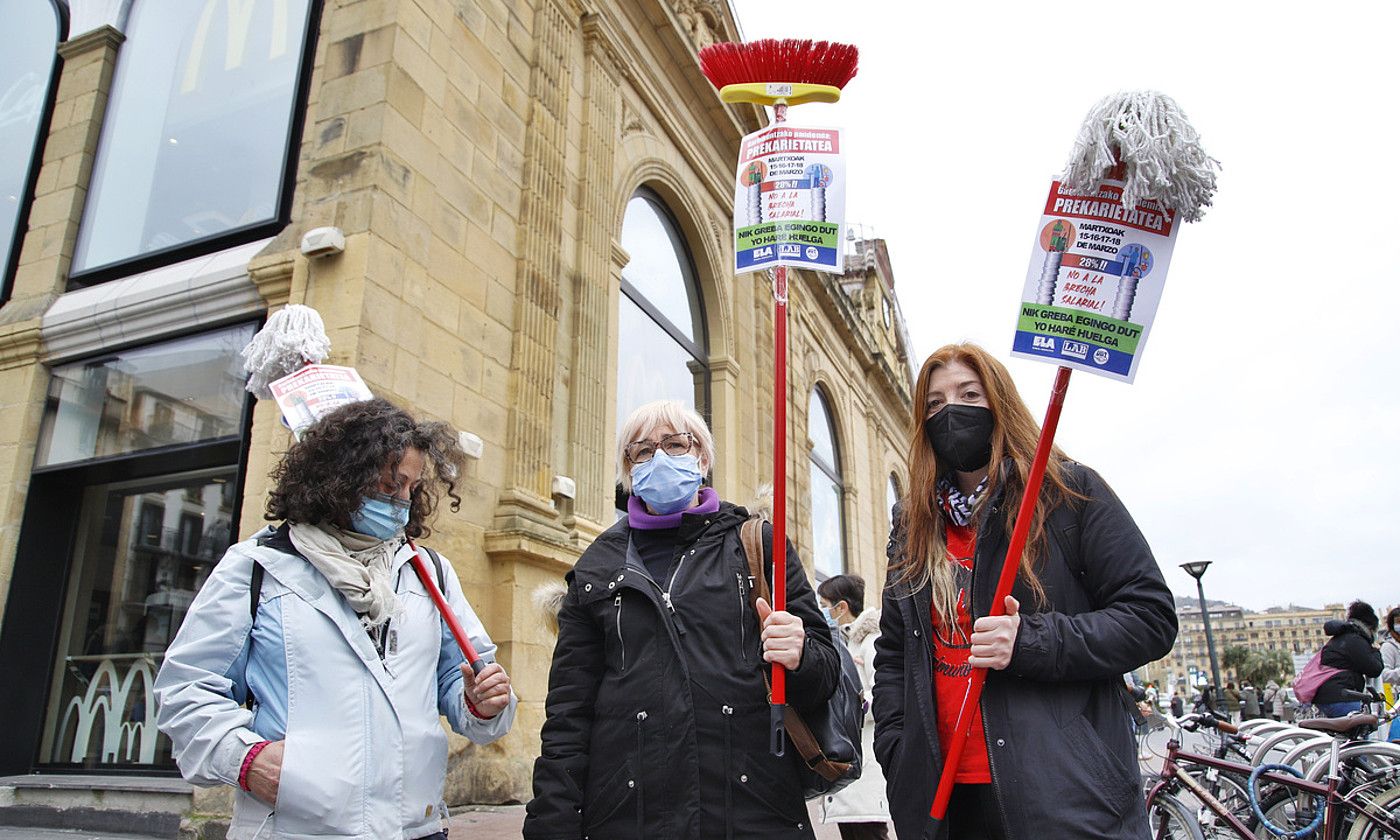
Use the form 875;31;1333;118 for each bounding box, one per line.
154;527;517;840
820;608;889;825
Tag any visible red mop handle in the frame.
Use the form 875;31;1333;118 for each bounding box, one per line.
406;539;485;676
930;366;1072;820
769;264;789;757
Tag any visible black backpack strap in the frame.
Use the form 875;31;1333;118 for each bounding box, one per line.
250;561;264;620
423;546;448;595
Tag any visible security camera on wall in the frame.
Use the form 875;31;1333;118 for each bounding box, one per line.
299;226;345;258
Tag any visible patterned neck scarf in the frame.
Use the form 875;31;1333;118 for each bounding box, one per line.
937;474;989;527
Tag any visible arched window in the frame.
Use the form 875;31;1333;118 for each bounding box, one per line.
70;0;318;281
808;387;845;578
886;472;901;528
616;189;709;426
1;0;66;300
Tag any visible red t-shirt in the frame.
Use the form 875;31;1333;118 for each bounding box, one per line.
930;521;991;784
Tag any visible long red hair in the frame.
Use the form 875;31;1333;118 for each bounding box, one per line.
893;343;1076;621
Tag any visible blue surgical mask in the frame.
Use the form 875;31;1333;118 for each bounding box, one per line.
350;493;410;541
630;451;704;514
820;605;837;629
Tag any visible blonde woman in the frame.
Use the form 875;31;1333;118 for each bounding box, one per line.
871;344;1176;840
525;400;839;839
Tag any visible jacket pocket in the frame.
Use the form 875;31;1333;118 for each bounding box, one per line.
273;689;368;835
581;756;637;832
733;749;808;829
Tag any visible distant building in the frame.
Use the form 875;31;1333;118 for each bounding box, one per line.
1144;602;1345;690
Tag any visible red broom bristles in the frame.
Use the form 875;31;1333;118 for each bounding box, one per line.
699;38;859;91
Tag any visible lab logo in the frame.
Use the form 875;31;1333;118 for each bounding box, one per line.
1093;348;1110;365
1061;341;1089;361
1031;335;1056;353
779;244;801;256
805;246;819;260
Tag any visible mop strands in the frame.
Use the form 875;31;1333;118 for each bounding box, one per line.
240;304;332;399
1059;90;1220;224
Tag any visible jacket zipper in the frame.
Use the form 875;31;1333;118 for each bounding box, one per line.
635;711;648;837
722;704;735;840
736;573;749;663
614;595;626;672
662;546;693;612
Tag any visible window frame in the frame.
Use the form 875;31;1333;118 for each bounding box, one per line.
66;0;324;289
1;0;70;304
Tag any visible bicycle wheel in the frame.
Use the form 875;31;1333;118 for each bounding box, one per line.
1148;791;1206;840
1347;782;1400;839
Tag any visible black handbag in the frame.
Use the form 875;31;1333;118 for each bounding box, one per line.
740;517;864;799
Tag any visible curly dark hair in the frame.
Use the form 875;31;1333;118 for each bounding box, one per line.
266;398;466;538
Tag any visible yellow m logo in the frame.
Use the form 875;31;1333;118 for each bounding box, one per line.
181;0;291;94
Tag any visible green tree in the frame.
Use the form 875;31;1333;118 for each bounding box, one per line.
1240;649;1294;687
1222;645;1251;677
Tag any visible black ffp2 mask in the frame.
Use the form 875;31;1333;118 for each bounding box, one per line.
923;404;995;472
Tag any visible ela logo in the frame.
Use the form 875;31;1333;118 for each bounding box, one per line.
1032;336;1056;352
1061;341;1089;360
753;247;773;258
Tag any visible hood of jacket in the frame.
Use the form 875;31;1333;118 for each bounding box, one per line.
1325;618;1376;643
845;607;880;648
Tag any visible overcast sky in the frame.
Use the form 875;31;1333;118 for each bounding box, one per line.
730;0;1400;615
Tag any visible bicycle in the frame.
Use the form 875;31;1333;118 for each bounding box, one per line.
1145;694;1400;840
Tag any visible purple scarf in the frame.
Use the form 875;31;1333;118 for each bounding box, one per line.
627;486;720;530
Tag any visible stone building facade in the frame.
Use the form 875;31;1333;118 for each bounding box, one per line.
1143;602;1345;691
0;0;912;831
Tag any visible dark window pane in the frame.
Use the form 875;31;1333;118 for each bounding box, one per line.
35;323;256;467
887;473;900;527
72;0;313;274
620;193;703;345
0;1;62;291
40;468;238;769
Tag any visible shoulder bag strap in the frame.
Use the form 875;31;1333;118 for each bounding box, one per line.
737;518;849;782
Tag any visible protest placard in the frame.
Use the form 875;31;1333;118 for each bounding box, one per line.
1011;179;1179;383
731;124;845;274
268;364;373;438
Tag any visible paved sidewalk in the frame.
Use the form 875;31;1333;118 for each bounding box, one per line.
449;801;861;838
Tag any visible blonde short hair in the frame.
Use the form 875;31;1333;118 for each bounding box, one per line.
616;400;715;493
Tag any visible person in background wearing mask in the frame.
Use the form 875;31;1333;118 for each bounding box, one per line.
155;399;516;840
525;400;838;840
1380;607;1400;741
817;574;891;839
873;343;1177;840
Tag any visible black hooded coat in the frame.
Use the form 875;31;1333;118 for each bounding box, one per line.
523;501;840;840
1315;619;1383;706
872;462;1177;840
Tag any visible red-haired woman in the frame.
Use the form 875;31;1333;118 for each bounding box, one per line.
871;343;1177;840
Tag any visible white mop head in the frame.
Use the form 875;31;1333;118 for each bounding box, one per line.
241;304;332;398
1060;91;1219;223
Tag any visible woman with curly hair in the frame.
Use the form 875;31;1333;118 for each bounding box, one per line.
155;398;515;840
872;343;1176;840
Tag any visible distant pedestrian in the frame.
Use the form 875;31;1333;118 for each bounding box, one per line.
1242;683;1260;720
1382;607;1400;741
1170;690;1184;718
1262;681;1280;721
1223;682;1242;721
1314;600;1384;718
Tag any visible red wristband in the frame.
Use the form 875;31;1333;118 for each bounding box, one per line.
239;740;272;792
466;698;494;720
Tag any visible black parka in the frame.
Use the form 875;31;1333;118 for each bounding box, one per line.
524;501;840;840
1315;619;1383;706
872;462;1177;840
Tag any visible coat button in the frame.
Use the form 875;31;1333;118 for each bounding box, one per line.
584;584;592;591
913;629;920;637
628;780;635;788
740;774;748;783
617;574;624;581
996;738;1006;747
608;582;616;589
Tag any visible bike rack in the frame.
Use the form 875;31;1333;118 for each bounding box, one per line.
1237;719;1291;737
1303;741;1400;784
1250;728;1327;767
1275;735;1336;774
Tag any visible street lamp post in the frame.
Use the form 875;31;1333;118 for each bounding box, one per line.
1181;561;1224;714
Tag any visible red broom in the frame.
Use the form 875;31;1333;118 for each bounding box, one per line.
699;38;858;757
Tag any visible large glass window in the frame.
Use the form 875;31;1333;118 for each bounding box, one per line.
808;387;845;578
40;468;237;768
35;326;254;467
71;0;315;278
616;190;708;512
1;1;65;298
20;322;255;771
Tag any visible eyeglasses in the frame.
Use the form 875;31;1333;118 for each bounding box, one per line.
625;432;696;464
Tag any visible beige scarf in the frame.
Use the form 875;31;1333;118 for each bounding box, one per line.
288;522;402;629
